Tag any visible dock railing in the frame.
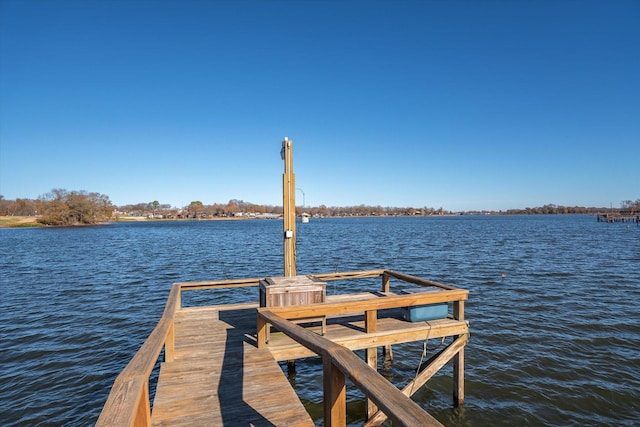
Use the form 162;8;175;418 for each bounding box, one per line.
96;284;180;426
257;270;468;426
258;310;443;426
97;269;468;427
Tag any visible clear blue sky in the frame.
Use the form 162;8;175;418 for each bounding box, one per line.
1;0;638;211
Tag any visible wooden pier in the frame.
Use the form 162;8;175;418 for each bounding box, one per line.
97;270;469;426
597;212;640;224
98;139;469;426
151;304;313;426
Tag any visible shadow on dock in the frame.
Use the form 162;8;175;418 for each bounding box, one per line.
218;309;276;427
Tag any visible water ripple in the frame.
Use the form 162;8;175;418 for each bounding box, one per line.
2;216;639;426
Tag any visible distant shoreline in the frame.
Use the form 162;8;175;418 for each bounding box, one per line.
0;213;606;229
0;216;42;228
0;215;258;228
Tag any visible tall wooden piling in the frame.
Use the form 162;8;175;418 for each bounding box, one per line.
281;137;296;277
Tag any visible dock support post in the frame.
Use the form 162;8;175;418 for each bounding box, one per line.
257;315;268;347
365;310;378;418
381;273;390;293
453;300;465;406
380;274;393;363
365;347;378;418
453;348;465;405
323;357;346;427
134;381;151;427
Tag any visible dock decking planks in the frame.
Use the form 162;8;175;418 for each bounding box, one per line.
150;293;468;426
151;306;314;427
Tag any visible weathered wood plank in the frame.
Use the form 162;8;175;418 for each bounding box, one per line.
324;357;346;426
151;308;314;427
259;288;468;321
384;270;459;290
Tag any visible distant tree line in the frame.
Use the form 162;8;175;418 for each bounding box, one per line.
1;192;638;223
117;199;285;218
621;199;640;212
116;200;446;219
499;201;640;216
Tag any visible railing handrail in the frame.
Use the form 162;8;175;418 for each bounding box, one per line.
259;310;443;427
175;276;263;290
383;269;459;290
174;270;386;291
96;284;181;426
257;288;467;320
96;270;465;426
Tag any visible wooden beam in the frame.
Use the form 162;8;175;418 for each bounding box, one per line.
176;277;262;290
365;310;378;418
384;270;460;290
258;289;468;321
266;318;469;362
411;334;468;396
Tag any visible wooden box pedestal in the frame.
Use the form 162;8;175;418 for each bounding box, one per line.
259;275;327;342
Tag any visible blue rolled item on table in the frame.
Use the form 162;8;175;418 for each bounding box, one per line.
401;288;449;322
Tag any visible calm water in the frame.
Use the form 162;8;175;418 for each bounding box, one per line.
1;216;639;426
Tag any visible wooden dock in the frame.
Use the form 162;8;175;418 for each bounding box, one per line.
151;304;314;426
597;212;640;223
97;270;469;427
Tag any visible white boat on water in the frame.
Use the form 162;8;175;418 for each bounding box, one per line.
301;212;310;223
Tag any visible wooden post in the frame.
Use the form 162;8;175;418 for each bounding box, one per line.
381;273;393;363
257;315;268;347
134;381;151;427
453;300;465;405
365;310;378;418
381;273;390;293
281;137;296;277
164;321;175;362
323;357;346;426
383;345;393;363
